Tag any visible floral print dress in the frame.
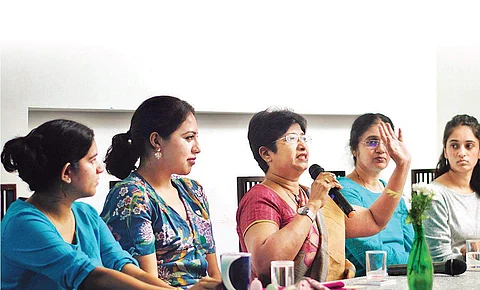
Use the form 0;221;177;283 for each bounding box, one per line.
100;172;216;288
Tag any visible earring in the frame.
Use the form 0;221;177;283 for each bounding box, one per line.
155;148;162;159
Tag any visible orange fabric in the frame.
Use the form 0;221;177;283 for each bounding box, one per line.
321;198;348;281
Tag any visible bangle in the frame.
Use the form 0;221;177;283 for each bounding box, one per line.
386;189;402;198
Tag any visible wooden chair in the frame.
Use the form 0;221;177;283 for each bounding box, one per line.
109;180;121;189
236;176;264;205
1;184;17;220
330;170;346;177
411;169;437;185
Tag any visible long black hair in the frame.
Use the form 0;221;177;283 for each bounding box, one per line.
436;114;480;193
104;96;195;179
1;119;94;192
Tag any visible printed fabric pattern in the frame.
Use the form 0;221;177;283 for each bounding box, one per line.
101;172;215;288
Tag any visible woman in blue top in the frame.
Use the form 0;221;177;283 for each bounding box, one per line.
100;96;221;288
1;119;180;289
338;113;414;276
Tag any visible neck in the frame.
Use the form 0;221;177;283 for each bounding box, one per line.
264;171;300;194
31;191;73;220
446;170;472;193
137;161;175;192
350;167;383;192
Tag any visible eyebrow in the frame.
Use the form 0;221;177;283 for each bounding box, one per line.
182;131;198;135
88;153;98;159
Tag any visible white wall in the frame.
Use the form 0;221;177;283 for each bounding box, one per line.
1;1;455;256
437;46;480;146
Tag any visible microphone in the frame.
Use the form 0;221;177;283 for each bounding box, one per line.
309;164;356;218
387;259;467;276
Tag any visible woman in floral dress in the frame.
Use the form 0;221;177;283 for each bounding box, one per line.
101;96;221;289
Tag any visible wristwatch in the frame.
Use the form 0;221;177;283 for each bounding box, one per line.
297;205;315;222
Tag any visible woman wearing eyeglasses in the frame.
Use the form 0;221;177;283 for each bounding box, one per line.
236;109;411;285
337;113;414;276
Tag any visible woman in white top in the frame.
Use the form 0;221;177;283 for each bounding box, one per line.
424;114;480;262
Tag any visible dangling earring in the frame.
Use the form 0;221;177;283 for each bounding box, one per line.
446;159;449;166
155;148;162;159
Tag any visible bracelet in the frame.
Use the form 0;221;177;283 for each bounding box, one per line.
386;189;402;198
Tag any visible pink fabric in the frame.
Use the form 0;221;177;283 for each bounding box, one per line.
236;184;320;285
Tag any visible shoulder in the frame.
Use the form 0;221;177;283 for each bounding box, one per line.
239;184;282;208
172;175;206;200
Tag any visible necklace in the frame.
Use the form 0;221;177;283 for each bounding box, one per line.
283;187;301;206
355;169;384;192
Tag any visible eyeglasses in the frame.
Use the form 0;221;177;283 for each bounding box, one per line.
274;133;312;144
361;139;383;148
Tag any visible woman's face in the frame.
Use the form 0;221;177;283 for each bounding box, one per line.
160;112;201;175
444;125;480;174
355;123;390;173
70;140;104;198
267;123;309;177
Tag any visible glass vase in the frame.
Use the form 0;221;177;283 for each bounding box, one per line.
407;224;433;290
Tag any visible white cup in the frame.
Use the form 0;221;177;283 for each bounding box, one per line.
466;239;480;271
270;260;294;287
365;250;387;280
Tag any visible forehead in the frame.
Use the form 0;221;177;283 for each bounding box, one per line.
448;125;478;142
286;123;303;133
360;123;381;139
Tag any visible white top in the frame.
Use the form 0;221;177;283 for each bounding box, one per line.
424;181;480;262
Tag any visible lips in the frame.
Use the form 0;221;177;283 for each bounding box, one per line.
297;153;308;161
187;157;196;165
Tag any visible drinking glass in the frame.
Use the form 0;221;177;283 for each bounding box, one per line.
270;260;294;287
366;250;387;280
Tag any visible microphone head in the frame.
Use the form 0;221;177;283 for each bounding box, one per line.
309;164;324;179
443;259;467;275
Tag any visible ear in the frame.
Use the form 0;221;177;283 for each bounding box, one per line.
444;147;448;159
149;132;163;150
258;146;271;163
61;162;73;184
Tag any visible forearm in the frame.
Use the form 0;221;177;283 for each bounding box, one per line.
248;215;314;276
79;266;170;290
121;264;173;288
369;162;411;226
206;253;222;280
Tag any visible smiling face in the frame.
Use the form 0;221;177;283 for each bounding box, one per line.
355;123;391;173
444;125;480;174
266;123;309;178
69;140;104;198
159;112;201;175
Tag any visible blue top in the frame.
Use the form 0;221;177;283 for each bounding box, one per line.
338;177;414;276
1;200;137;290
100;172;216;288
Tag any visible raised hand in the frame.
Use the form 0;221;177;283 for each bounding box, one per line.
378;122;411;167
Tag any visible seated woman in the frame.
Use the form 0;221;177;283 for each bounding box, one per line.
424;114;480;262
236;108;411;285
101;96;221;288
338;113;414;276
1;119;194;289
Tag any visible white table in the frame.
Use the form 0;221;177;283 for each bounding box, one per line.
340;270;480;289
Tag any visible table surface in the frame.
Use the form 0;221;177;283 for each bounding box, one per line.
340;270;480;289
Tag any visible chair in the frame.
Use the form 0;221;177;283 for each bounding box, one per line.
411;169;436;185
330;170;346;177
109;180;121;189
1;184;17;220
237;176;264;205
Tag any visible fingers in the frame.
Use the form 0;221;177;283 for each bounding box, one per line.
397;127;403;142
194;277;222;290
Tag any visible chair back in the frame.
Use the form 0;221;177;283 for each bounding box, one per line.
411;169;436;185
1;184;17;220
330;170;346;177
237;176;264;205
